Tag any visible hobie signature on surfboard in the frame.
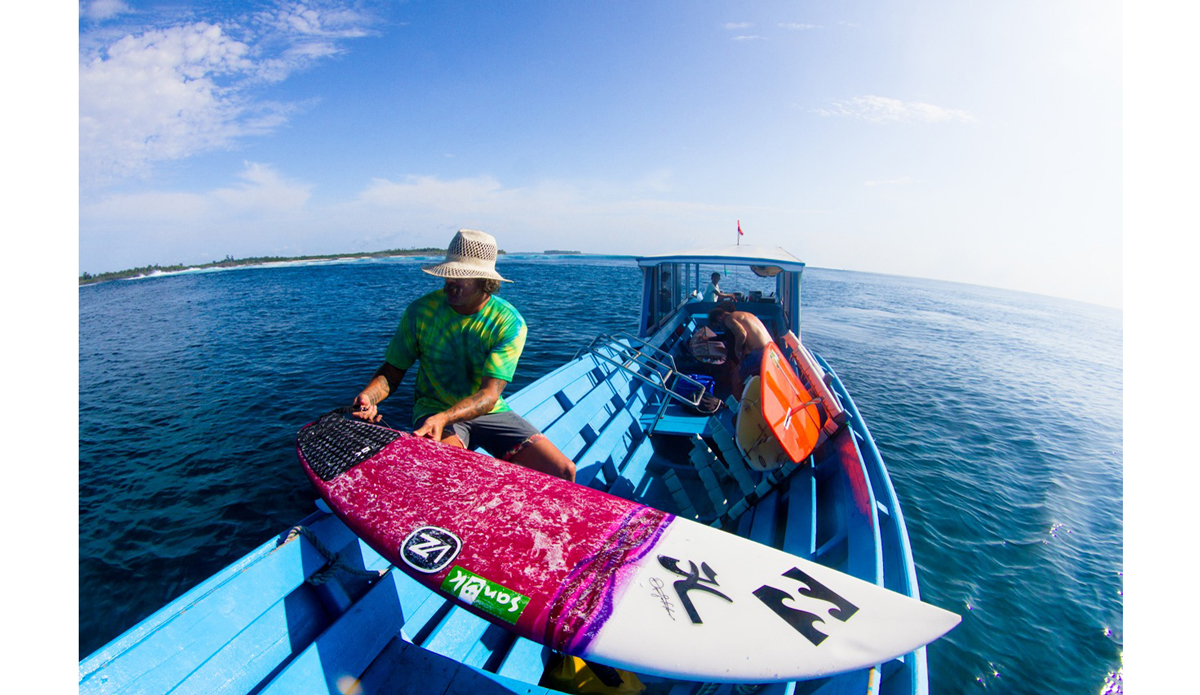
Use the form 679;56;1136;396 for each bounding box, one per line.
648;577;678;621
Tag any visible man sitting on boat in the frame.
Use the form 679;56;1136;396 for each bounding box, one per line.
351;229;577;482
703;272;737;302
708;302;775;392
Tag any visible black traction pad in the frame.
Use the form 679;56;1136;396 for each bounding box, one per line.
297;412;402;481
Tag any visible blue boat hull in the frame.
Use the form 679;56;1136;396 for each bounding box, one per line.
80;246;939;695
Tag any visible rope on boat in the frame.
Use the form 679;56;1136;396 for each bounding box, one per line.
283;525;386;585
331;404;396;431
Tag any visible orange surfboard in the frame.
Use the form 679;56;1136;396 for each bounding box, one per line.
759;342;823;464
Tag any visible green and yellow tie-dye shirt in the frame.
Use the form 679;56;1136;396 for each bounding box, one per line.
384;289;527;423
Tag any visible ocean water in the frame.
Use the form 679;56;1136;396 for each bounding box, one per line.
78;256;1123;693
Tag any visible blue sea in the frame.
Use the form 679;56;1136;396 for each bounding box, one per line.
78;256;1123;694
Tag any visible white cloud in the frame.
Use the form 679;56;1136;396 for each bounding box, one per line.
255;3;372;39
778;23;820;30
249;2;374;78
84;161;309;221
722;21;765;41
85;190;209;223
865;176;916;187
79;23;257;183
79;169;751;272
815;95;977;124
213;161;312;212
357;175;582;216
78;1;376;186
353;173;735;224
80;0;131;22
80;161;318;269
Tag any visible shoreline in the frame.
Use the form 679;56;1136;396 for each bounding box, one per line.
79;249;602;286
80;248;450;286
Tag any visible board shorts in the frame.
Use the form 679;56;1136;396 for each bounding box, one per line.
739;347;765;382
415;410;546;461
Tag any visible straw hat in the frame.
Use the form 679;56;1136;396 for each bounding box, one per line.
421;229;512;283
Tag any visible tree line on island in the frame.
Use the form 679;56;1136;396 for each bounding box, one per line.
80;246;588;285
79;248;468;285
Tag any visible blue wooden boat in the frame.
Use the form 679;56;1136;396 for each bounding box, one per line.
80;245;939;695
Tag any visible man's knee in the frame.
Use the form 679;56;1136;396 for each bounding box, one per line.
511;438;575;483
556;456;577;483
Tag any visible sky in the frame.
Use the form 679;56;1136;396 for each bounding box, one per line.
73;0;1124;307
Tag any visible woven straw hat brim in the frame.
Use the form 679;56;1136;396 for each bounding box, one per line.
421;262;512;283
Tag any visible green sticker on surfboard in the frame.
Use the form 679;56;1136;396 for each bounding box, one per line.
440;565;529;624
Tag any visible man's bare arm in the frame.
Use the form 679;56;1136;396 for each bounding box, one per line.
414;376;509;442
353;362;407;422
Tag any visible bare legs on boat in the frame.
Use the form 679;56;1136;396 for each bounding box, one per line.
434;430;577;483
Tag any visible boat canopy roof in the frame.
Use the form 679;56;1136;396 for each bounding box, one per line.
636;244;806;272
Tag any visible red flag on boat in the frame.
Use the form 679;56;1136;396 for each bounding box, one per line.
737;220;743;245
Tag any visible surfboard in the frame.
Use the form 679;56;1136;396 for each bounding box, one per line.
296;412;959;683
759;342;823;464
736;343;823;471
735;376;790;472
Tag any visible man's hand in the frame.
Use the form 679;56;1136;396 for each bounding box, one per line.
414;412;450;441
413;378;507;444
351;363;406;423
352;393;380;422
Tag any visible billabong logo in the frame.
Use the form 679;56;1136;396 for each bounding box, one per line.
400;526;462;573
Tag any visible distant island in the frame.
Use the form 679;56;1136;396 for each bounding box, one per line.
543;250;581;255
78;247;498;286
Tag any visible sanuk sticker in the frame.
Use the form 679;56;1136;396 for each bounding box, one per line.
441;566;529;624
400;526;462;574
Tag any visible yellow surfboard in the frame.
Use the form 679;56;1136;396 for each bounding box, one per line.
735;376;789;471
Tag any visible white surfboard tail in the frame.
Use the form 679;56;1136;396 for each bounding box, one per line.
581;522;961;683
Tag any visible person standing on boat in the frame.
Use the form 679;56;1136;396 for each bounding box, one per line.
351;229;577;482
703;272;736;303
708;302;774;389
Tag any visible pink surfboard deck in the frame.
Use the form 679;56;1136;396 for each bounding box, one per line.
296;412;959;683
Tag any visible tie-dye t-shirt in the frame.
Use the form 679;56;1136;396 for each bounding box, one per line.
384;289;527;423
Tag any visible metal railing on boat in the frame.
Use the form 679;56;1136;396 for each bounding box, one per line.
575;331;706;434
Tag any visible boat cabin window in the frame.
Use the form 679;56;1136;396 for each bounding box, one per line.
695;264;778;305
643;261;799;335
641;257;802;337
648;262;686;328
647;262;699;331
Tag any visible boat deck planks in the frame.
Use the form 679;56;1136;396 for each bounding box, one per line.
79;513;359;694
257;571;409;694
356;635;557;695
